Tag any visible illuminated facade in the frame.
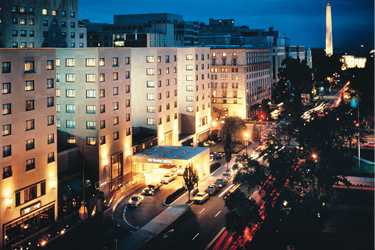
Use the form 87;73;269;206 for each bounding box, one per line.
341;55;367;70
210;47;271;119
56;48;132;196
0;49;58;248
326;3;333;56
0;0;86;48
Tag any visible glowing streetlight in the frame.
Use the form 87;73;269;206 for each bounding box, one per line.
244;131;250;156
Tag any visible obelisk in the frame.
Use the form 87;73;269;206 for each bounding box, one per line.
326;3;333;56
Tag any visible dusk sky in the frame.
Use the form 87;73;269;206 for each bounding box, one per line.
79;0;374;51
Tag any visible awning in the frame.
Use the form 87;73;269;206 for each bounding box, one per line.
58;179;83;200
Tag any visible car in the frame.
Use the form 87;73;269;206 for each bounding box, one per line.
363;142;375;148
206;184;219;195
128;195;144;207
232;164;239;173
223;170;232;180
147;182;162;191
161;173;177;184
216;178;228;188
177;168;183;176
142;187;155;196
193;192;209;204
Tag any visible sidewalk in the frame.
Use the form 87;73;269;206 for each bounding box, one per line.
113;144;255;250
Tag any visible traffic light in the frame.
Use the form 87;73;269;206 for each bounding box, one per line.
353;120;359;127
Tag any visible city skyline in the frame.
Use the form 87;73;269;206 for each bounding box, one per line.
79;0;374;51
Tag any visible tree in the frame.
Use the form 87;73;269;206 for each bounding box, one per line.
183;163;199;202
252;122;261;143
223;117;246;170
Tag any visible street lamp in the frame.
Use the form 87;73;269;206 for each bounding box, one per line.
244;132;249;156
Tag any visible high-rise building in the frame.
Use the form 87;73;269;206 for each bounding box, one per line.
326;3;333;56
0;49;58;248
0;0;86;48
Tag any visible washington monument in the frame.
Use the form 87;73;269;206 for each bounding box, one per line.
326;3;333;56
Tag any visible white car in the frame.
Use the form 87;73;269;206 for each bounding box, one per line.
128;195;144;207
161;173;177;184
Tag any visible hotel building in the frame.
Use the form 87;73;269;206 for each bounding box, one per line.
0;49;58;248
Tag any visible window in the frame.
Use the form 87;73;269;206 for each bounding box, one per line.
114;132;119;140
56;89;60;97
113;57;118;66
26;139;35;151
186;96;194;102
2;62;10;73
100;120;105;129
29;19;34;26
20;30;27;37
47;78;54;89
158;81;162;87
66;120;75;129
146;56;155;63
43;31;48;38
48;134;54;144
3;124;11;136
147;119;155;125
158;118;162;125
47;115;54;126
48;152;55;163
166;79;170;86
41;181;46;196
3;166;12;179
125;57;130;64
3;145;11;157
86;90;95;98
174;101;177;108
47;97;54;107
125;71;130;79
26;119;34;131
79;33;84;39
100;89;105;98
25;61;34;72
146;68;155;75
113;102;119;110
126;113;130;122
113;72;118;80
166;115;170;122
71;32;75;38
186;54;193;60
29;42;34;48
86;74;95;82
166;91;170;98
166;55;170;63
97;73;105;83
166;67;170;74
61;11;66;17
57;119;61;128
42;9;48;15
26;159;35;171
20;18;26;25
147;81;155;88
66;104;75;113
52;10;57;16
25;80;34;91
158;93;162;100
66;74;75;82
56;104;60;113
147;93;155;100
100;136;106;145
158;105;162;112
12;18;18;25
70;22;75;28
186;75;194;81
25;100;34;111
186;65;193;71
157;69;161;75
2;104;11;115
113;116;119;125
66;89;75;97
174;113;178;119
186;106;194;112
70;12;75;17
100;105;105;113
2;83;11;94
86;105;96;114
86;121;96;130
65;136;76;144
147;106;155;113
43;20;48;26
86;58;95;67
66;58;75;67
12;30;18;37
126;128;131;136
113;87;118;95
99;58;105;66
62;21;66;27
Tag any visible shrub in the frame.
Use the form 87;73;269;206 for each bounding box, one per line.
165;187;186;205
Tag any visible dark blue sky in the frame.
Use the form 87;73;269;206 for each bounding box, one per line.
79;0;374;50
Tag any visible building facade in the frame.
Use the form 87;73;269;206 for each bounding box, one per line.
209;47;271;119
0;0;86;48
56;48;132;196
0;49;58;248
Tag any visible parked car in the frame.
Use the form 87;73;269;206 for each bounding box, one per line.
147;182;162;191
142;187;155;196
161;173;177;184
363;141;375;148
216;178;228;188
223;170;232;180
177;167;183;176
128;195;144;207
206;184;219;195
193;192;209;204
232;164;239;173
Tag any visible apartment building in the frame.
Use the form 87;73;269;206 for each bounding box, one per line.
177;47;212;145
210;47;272;119
0;0;86;48
56;48;132;196
0;49;58;248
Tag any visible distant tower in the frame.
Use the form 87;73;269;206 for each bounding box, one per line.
326;3;333;56
306;48;313;69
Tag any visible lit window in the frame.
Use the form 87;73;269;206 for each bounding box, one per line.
113;132;119;140
3;124;11;136
113;116;119;125
146;56;155;63
86;58;95;67
25;100;34;111
146;68;155;75
2;104;11;115
66;89;75;97
66;104;75;113
47;60;54;70
26;139;35;151
47;78;54;89
66;74;75;82
100;73;105;82
47;115;54;126
99;58;105;66
42;9;48;15
113;72;118;80
47;97;54;107
65;58;75;67
26;158;35;171
2;83;11;94
48;152;55;163
86;121;96;130
147;81;155;88
48;134;54;144
86;74;95;82
86;105;96;114
147;119;155;125
3;145;11;157
25;61;34;72
186;54;193;60
66;136;76;144
66;120;75;129
113;57;118;66
52;10;57;16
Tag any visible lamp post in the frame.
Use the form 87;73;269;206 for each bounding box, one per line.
244;132;249;156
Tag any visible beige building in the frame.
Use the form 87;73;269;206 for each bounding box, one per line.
0;49;58;248
210;47;271;119
56;48;132;196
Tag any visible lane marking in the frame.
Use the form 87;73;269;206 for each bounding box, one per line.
123;206;139;231
204;227;226;250
218;184;234;198
199;208;205;214
215;211;221;217
192;233;199;241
